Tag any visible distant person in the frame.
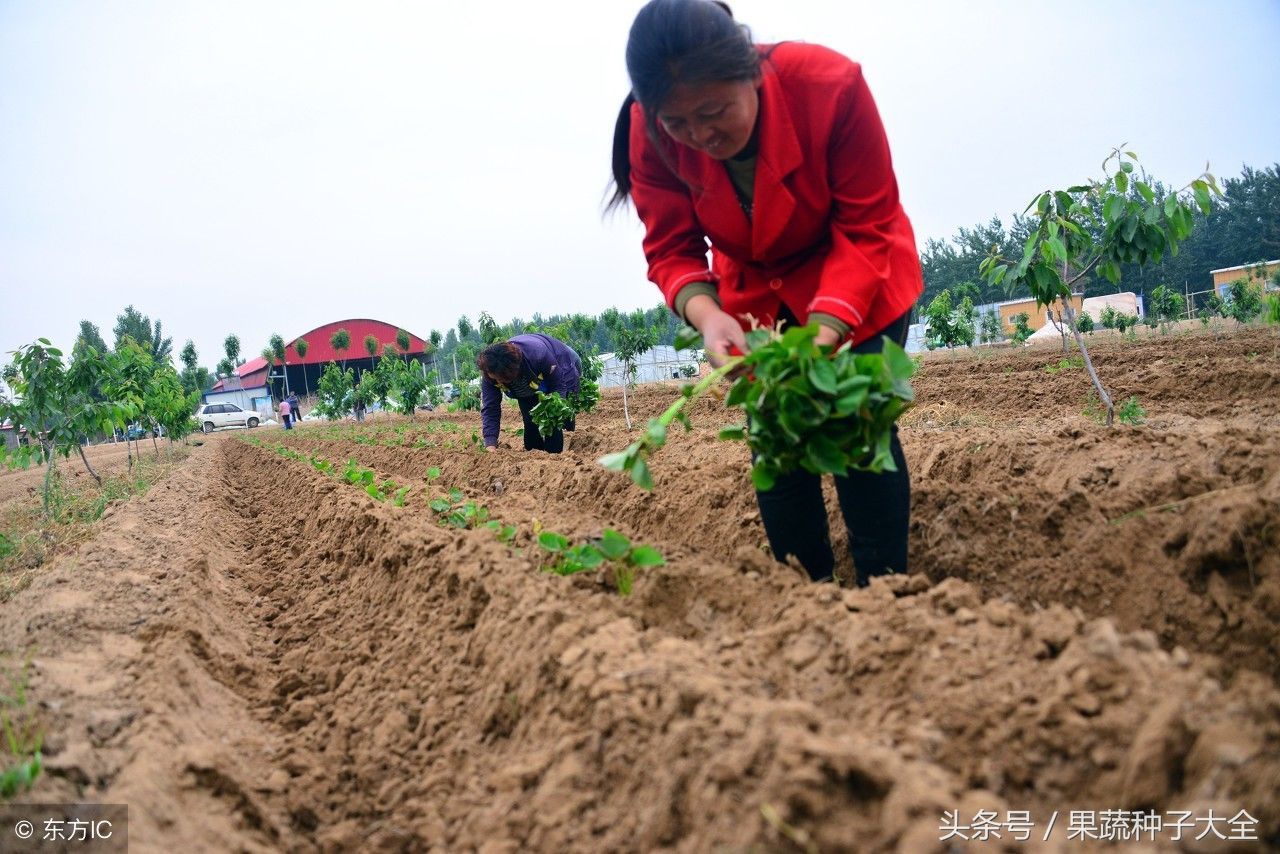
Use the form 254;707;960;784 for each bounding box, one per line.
279;398;292;430
287;392;301;423
607;0;924;585
477;334;582;454
354;397;366;423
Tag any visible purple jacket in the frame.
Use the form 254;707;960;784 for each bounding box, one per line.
481;334;582;446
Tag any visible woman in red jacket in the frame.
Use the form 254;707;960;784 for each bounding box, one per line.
609;0;924;586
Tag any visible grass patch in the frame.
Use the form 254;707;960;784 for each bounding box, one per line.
0;657;42;801
899;401;991;429
0;449;189;601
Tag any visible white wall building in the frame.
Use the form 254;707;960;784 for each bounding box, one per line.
598;345;701;387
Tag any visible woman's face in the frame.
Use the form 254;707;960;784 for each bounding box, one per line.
657;78;759;160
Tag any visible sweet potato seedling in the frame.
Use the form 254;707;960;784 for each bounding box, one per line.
537;528;664;595
487;522;518;544
600;324;915;491
530;392;575;439
430;489;493;529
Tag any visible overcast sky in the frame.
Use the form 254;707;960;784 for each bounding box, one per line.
2;0;1277;374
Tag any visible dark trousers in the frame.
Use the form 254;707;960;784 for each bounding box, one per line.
517;397;575;454
755;310;912;586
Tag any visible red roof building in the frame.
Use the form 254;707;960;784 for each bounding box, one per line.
211;318;432;397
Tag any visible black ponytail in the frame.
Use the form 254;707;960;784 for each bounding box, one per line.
606;93;636;212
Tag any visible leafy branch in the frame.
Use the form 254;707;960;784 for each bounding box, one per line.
599;324;915;491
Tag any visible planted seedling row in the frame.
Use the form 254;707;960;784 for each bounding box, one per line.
241;437;664;595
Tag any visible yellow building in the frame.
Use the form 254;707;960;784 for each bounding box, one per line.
1210;259;1280;294
990;293;1085;333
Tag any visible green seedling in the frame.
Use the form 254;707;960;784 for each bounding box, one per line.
364;479;397;502
530;392;575;439
537;528;665;595
428;487;465;514
486;521;518;544
1043;357;1084;374
567;380;601;414
342;460;377;488
538;530;605;576
429;488;492;529
1117;396;1146;425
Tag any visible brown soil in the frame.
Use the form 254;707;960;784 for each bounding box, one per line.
2;324;1278;851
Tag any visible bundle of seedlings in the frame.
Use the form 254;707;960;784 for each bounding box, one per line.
599;324;916;490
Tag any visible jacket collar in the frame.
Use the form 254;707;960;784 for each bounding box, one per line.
669;55;804;258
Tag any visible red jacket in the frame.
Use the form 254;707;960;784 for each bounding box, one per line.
629;42;923;344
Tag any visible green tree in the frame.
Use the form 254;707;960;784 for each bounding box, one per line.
114;306;173;364
315;363;355;420
1225;278;1264;324
105;340;155;469
920;216;1037;306
178;340;212;396
1263;292;1280;324
1076;311;1095;334
605;309;657;429
269;334;289;395
478;311;502;344
1148;285;1186;332
363;334;379;363
391;359;428;416
923;290;954;350
76;321;109;357
457;315;474;341
1010;312;1033;345
73;321;112;403
223;334;242;369
330;329;351;369
455;341;480;382
395;329;411;362
424;370;444;407
979;310;1002;344
955;296;977;347
142;363;195;456
180;340;198;374
981;149;1220;424
1;341;127;505
924;290;975;349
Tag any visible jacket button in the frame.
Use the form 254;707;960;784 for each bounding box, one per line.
769;277;783;290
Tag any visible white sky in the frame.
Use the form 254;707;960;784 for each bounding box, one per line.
2;0;1278;373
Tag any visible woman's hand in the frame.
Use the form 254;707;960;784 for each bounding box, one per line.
814;325;843;349
684;295;747;368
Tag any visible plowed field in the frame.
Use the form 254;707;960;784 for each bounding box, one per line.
3;325;1278;852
